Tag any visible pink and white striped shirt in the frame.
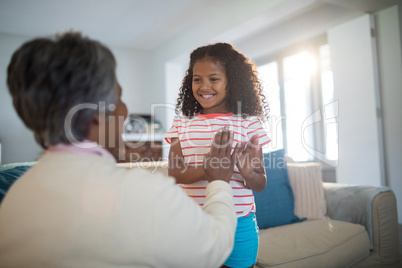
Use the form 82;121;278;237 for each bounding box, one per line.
166;113;270;217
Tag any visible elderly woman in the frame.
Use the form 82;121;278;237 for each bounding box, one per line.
0;32;238;268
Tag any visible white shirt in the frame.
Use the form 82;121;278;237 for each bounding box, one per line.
0;150;236;268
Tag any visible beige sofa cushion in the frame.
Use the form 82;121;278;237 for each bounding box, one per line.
287;163;326;220
256;219;370;267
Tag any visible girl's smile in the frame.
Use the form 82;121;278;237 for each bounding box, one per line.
199;94;215;99
192;58;230;114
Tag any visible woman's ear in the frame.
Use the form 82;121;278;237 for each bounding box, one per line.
92;113;100;125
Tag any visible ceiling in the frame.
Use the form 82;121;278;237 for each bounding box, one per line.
0;0;399;51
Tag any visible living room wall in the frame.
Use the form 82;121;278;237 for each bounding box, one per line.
0;32;151;164
0;33;41;164
375;6;402;224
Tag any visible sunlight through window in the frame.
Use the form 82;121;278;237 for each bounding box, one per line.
257;41;337;164
283;51;314;161
258;62;283;153
319;44;338;161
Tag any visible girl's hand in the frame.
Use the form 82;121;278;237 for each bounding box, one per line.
236;134;262;181
203;128;239;183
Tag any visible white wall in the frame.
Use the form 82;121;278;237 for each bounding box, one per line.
111;46;151;114
328;14;384;187
0;33;41;164
0;33;151;164
375;5;402;223
236;3;364;60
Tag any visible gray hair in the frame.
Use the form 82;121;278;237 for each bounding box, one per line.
7;32;117;148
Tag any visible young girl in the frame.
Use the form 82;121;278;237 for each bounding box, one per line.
165;43;270;268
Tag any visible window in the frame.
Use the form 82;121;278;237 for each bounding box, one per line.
258;39;338;164
258;62;283;151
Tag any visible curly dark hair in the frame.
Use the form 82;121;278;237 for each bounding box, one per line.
176;42;269;121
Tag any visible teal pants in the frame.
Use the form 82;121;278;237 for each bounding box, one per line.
224;213;259;268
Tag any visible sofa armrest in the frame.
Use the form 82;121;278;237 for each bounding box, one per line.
323;183;399;264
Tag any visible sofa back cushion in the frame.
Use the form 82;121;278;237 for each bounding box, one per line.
254;149;304;229
287;163;327;219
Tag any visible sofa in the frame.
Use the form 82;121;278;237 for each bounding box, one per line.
123;157;400;268
255;182;400;267
0;158;400;268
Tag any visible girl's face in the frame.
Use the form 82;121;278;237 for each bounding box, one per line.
192;58;229;114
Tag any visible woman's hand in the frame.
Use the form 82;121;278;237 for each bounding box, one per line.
203;128;239;183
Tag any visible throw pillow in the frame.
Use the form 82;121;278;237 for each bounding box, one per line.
0;164;32;203
287;163;327;219
253;149;304;229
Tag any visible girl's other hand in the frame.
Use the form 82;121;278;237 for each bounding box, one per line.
236;134;261;179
